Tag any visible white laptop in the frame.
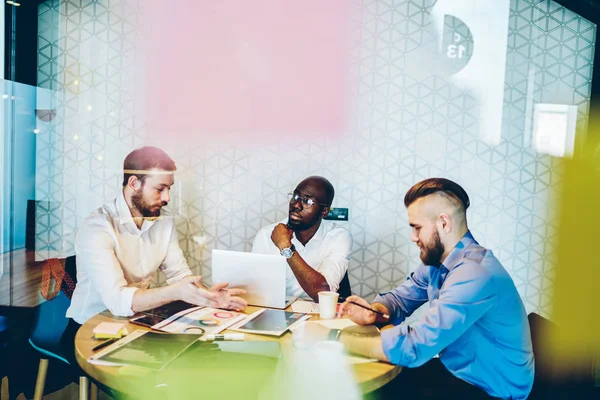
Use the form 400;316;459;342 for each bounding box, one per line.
211;249;297;309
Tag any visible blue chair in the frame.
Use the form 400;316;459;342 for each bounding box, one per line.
28;257;93;400
0;315;8;395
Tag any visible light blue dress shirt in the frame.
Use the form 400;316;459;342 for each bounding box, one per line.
374;231;534;399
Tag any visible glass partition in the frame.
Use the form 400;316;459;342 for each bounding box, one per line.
1;79;39;307
0;0;598;316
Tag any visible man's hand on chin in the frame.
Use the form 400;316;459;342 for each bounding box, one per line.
271;223;293;250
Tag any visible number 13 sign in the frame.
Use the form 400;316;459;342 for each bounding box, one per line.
432;0;511;146
447;33;467;59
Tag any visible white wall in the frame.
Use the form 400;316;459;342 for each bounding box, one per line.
34;0;597;318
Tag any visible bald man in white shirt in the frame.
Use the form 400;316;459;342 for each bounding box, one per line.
252;176;352;302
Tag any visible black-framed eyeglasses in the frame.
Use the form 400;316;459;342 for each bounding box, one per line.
287;192;328;208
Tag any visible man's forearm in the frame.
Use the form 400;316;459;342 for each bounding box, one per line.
339;330;390;362
131;284;178;313
287;253;330;301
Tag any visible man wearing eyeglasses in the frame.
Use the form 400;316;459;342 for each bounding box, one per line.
251;176;352;301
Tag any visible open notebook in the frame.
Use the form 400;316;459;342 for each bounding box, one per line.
130;302;246;335
88;330;283;373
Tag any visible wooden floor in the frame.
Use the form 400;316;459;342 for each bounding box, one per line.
0;249;45;307
1;377;76;400
1;377;111;400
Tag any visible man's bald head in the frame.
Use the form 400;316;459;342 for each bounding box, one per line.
298;176;335;207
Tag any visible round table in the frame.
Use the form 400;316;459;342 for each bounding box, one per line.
76;307;401;396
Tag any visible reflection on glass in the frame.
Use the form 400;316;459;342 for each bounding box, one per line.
1;79;38;306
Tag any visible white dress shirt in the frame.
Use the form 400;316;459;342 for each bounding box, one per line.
67;193;192;324
251;219;352;298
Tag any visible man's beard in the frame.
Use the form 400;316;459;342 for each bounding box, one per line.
420;230;445;267
287;216;311;231
287;211;320;231
131;188;163;218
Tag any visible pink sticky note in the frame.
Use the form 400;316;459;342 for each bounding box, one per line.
137;0;352;143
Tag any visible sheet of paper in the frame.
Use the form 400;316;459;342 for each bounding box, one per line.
291;301;320;314
315;318;357;330
154;308;245;334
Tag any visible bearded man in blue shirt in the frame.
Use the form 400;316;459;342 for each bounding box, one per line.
315;178;534;399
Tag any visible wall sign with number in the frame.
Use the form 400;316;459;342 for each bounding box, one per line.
432;0;511;146
441;15;474;75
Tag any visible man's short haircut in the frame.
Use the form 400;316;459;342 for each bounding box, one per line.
303;176;335;207
404;178;470;212
122;146;176;187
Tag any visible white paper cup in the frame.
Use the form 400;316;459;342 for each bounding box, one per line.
318;291;339;319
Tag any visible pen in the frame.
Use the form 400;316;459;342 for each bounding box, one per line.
92;338;118;352
338;297;390;319
204;333;244;341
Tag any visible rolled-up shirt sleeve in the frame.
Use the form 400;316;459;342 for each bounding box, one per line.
374;264;430;325
75;220;138;317
159;224;192;285
380;264;496;367
317;229;352;293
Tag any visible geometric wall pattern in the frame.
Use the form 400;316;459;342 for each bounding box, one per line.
36;0;595;318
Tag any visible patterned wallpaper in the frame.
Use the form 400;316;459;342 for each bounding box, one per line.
35;0;596;318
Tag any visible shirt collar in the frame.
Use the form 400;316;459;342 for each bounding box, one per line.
310;219;328;242
440;230;477;272
116;191;134;225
